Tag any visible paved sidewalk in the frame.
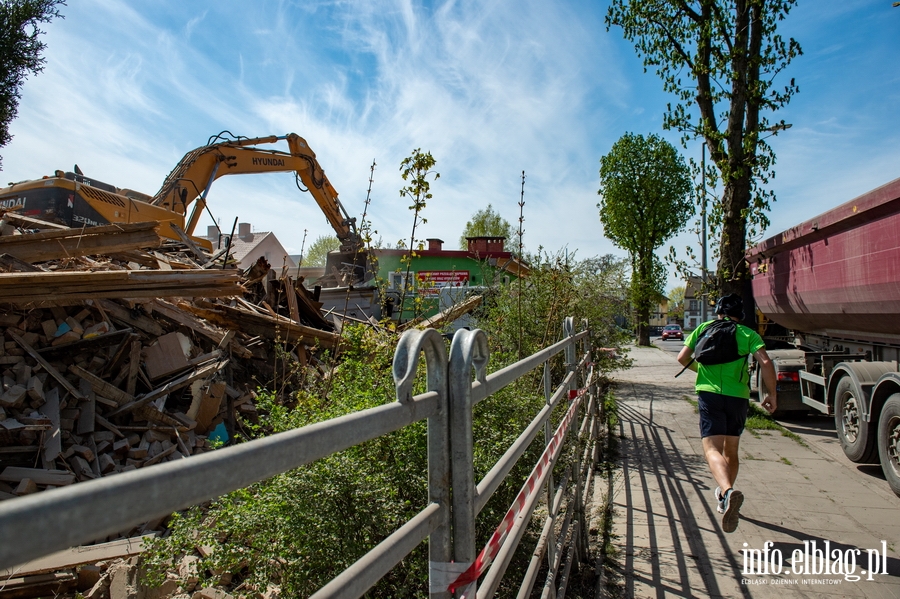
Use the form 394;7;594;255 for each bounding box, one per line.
600;345;900;598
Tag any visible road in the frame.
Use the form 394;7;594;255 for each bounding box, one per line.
650;334;897;500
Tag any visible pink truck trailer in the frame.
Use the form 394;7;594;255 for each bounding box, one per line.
746;176;900;497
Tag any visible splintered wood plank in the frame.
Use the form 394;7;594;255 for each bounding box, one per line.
8;330;84;400
98;299;165;336
283;277;301;323
100;332;138;378
0;467;75;486
107;361;226;418
126;340;141;397
76;379;95;435
0;534;154;578
68;364;134;407
41;387;61;468
188;381;226;433
0;221;162;263
168;222;209;264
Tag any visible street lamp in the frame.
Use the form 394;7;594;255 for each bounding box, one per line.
698;122;791;323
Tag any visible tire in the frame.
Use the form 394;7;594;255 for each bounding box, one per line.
877;394;900;497
834;376;878;463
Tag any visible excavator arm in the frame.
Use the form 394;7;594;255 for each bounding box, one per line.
151;133;359;250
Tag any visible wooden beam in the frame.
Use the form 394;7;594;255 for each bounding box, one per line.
168;222;209;264
0;269;243;304
0;221;162;263
68;364;135;406
1;535;154;578
0;467;75;486
106;360;226;418
183;300;340;348
8;330;84;400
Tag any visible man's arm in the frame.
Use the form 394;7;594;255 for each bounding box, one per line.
754;347;778;414
677;345;697;372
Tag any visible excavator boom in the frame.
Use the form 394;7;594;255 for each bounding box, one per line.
152;133;359;250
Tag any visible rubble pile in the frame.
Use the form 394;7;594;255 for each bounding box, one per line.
0;214;345;596
0;211;488;598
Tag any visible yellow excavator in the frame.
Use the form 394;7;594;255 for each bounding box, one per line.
0;132;361;258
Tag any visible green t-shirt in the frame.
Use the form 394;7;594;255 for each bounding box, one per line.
684;318;765;399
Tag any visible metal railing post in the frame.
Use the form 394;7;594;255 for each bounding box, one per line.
394;329;452;599
543;361;556;585
448;328;489;598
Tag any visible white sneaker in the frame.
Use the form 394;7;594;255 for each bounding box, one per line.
715;486;725;514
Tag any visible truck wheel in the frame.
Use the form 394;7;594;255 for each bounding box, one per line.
877;394;900;497
834;377;878;463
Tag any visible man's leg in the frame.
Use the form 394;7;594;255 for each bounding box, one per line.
702;434;741;491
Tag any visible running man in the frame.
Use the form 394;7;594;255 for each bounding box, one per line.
677;293;777;532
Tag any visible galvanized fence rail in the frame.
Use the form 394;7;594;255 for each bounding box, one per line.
0;318;602;598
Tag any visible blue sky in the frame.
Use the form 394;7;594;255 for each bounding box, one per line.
4;1;899;292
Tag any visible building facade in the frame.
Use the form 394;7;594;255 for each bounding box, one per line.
370;237;528;321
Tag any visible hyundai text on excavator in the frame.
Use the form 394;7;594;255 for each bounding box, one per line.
0;132;369;281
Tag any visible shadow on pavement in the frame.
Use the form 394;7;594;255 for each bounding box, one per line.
614;400;753;599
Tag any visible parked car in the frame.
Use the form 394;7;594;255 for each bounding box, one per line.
661;324;683;341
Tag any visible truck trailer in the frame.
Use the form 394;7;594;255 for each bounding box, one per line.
746;176;900;497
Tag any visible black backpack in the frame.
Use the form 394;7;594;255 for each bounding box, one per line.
693;319;741;365
674;318;746;378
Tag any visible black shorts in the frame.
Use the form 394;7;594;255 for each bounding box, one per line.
698;391;749;437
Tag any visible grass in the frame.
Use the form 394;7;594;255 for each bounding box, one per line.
745;403;808;447
683;395;698;412
682;395;808;447
780;457;793;465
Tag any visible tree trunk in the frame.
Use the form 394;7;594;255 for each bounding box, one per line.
717;173;756;328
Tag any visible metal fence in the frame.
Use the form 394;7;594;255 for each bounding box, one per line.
0;317;602;598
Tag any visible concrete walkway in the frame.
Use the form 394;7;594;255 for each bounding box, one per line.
602;345;900;598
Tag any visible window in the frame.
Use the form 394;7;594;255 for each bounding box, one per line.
388;272;408;291
689;299;699;311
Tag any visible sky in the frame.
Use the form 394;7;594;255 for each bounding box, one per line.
3;0;899;293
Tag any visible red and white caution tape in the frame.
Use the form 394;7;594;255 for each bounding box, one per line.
448;387;587;594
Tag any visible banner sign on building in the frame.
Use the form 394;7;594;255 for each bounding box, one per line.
417;270;469;296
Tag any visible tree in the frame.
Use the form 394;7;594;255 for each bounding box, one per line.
302;235;340;267
0;0;65;170
669;285;686;321
398;148;438;321
459;204;513;249
598;132;692;346
606;0;801;322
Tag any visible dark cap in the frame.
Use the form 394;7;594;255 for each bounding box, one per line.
715;293;744;319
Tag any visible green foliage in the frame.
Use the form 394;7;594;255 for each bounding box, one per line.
143;248;635;596
668;285;686;320
0;0;65;169
479;249;632;375
459;204;513;249
302;234;340;267
597;132;692;345
606;0;802;297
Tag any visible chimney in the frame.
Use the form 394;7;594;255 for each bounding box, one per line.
427;238;444;251
207;225;218;240
466;236;506;253
238;222;252;241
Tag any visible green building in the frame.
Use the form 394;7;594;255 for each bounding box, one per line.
373;236;529;322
